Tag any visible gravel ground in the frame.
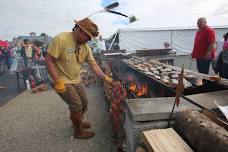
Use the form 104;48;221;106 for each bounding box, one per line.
0;86;116;152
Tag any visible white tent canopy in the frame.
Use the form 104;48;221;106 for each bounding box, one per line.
115;2;228;54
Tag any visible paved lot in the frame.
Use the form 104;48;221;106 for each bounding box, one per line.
0;86;116;152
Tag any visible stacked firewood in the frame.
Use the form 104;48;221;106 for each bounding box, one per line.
80;68;101;87
123;56;201;89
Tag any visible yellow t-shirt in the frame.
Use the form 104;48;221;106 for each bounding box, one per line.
25;46;33;58
47;32;95;84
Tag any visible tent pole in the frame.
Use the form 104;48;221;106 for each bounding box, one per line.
108;32;118;51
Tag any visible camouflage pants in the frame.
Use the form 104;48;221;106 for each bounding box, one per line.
58;82;88;112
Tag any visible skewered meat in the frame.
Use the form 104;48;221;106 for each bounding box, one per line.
154;71;159;75
125;56;197;89
183;78;192;88
145;71;154;76
162;76;170;80
185;74;196;79
156;66;163;70
171;79;178;84
161;72;169;77
154;75;161;80
161;68;172;72
143;67;149;72
170;73;179;79
149;67;157;71
161;78;170;84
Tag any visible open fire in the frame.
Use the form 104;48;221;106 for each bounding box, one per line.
103;68;151;150
129;82;148;97
125;73;149;98
136;83;148;97
129;82;136;91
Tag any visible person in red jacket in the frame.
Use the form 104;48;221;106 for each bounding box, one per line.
191;17;216;74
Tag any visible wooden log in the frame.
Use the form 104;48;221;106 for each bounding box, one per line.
202;110;228;130
174;110;228;152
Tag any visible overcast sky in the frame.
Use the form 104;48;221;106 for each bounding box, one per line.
0;0;227;40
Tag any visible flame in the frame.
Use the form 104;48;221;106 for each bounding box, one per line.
126;73;149;97
130;82;137;92
136;84;148;97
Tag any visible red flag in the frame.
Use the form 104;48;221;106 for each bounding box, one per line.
175;65;184;107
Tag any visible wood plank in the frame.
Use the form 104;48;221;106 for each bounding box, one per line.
143;130;157;152
142;128;193;152
149;130;164;152
166;128;193;152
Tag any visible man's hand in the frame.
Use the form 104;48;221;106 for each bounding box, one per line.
205;43;215;59
103;76;115;86
204;52;211;59
54;80;66;94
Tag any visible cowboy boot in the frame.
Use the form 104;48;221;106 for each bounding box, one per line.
70;111;95;139
81;121;91;129
71;112;91;129
71;121;91;129
80;112;91;129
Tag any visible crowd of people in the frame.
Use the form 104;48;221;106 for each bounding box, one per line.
0;45;14;75
0;39;48;75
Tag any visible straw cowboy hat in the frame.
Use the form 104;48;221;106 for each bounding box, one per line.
74;18;99;38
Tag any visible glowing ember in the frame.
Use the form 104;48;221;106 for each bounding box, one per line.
130;83;137;92
136;84;148;97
